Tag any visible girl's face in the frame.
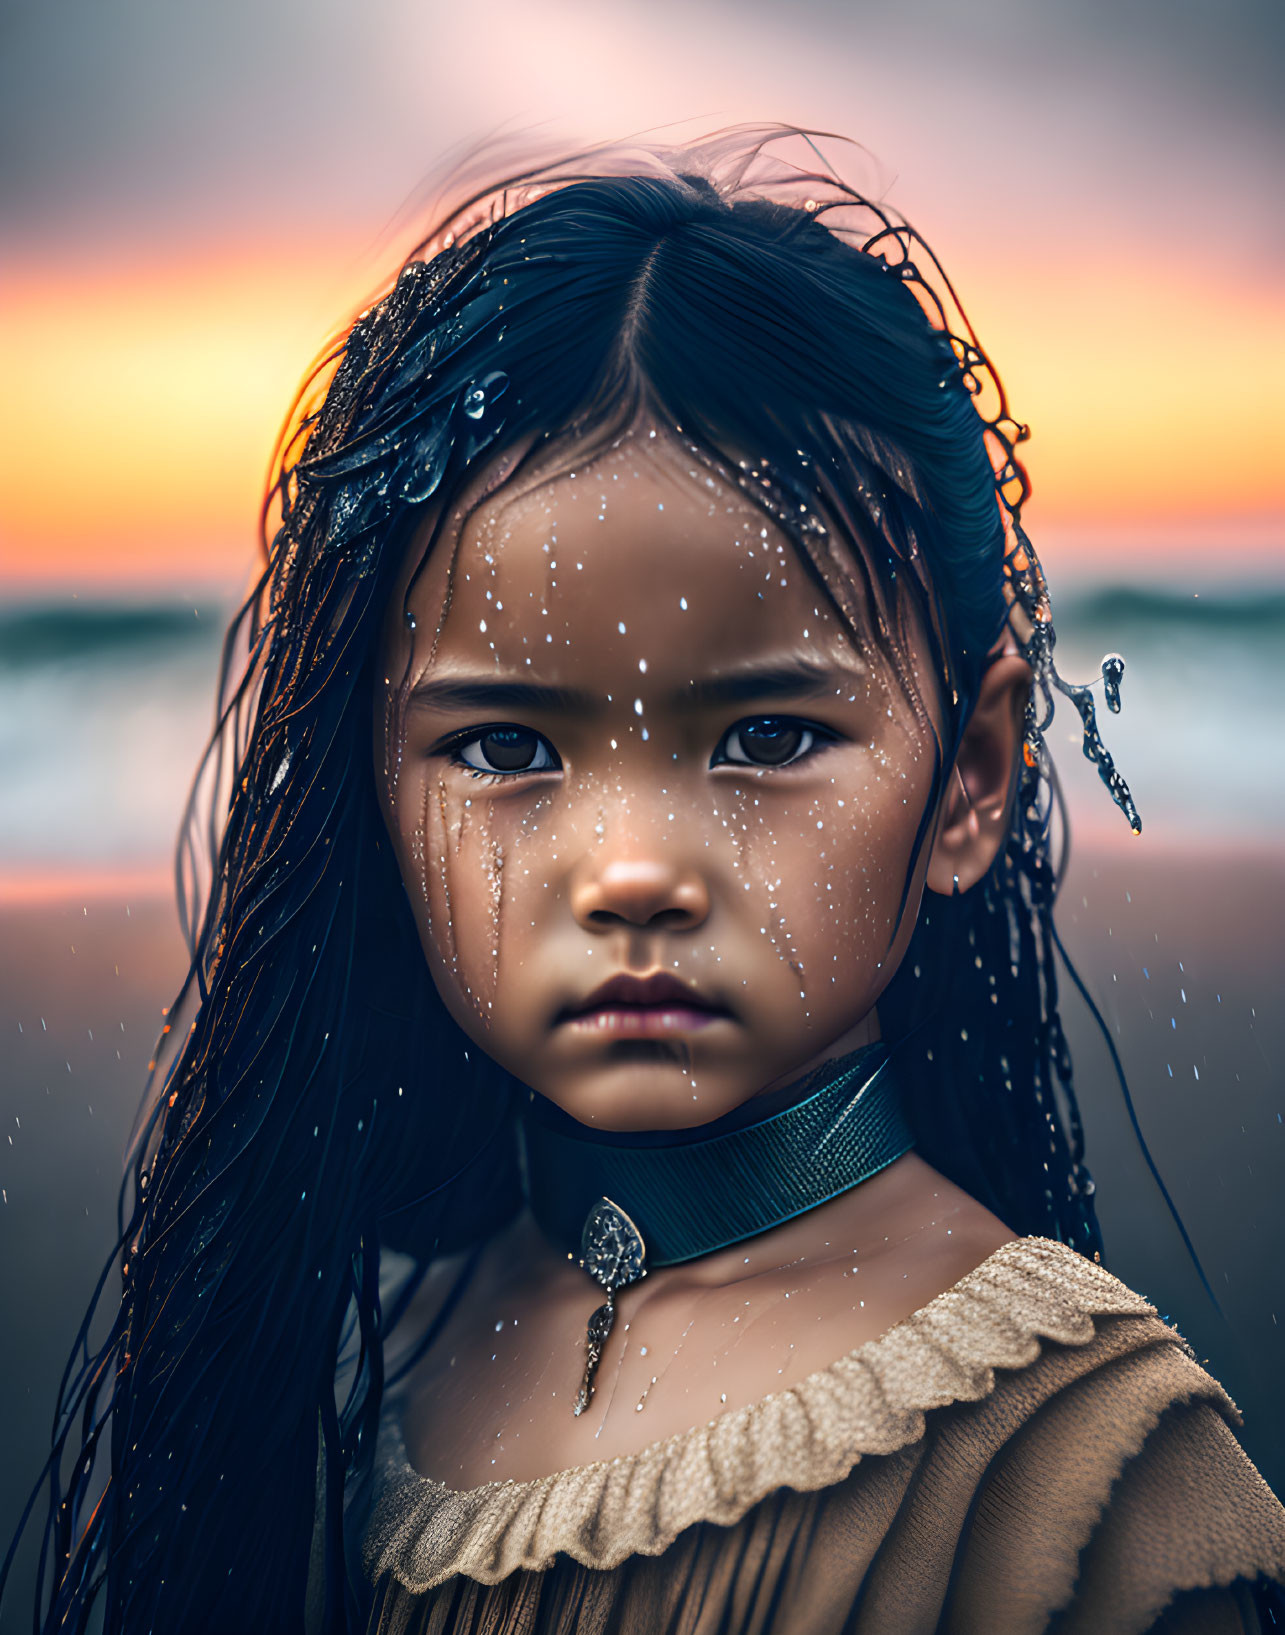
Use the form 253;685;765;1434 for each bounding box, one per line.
376;430;945;1130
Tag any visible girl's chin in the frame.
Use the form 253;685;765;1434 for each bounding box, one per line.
529;1052;752;1128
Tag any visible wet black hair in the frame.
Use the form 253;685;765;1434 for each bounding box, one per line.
4;128;1143;1634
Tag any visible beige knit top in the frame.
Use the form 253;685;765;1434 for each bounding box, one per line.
315;1238;1285;1634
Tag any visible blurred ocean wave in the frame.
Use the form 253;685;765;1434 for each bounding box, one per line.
1044;580;1285;848
1061;584;1285;633
0;598;225;876
0;603;215;670
0;581;1282;875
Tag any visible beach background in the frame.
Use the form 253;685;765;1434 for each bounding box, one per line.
2;0;1282;1621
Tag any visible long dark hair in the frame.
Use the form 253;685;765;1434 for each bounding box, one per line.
5;128;1140;1635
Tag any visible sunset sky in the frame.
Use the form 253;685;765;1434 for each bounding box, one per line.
2;0;1281;593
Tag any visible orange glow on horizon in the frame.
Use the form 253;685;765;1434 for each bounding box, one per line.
0;241;373;587
0;862;173;905
2;236;1281;586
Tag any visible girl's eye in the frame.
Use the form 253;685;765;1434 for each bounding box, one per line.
713;716;834;769
451;725;560;777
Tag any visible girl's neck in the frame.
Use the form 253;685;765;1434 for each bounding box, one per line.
518;1037;910;1304
394;1154;1015;1488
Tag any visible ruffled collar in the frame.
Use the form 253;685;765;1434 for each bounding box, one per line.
358;1237;1160;1594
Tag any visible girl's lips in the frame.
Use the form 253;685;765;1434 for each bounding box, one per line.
555;971;733;1035
560;1004;728;1037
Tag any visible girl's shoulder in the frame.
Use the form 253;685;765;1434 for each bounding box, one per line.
353;1238;1285;1618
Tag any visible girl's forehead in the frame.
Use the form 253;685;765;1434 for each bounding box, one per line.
399;437;879;683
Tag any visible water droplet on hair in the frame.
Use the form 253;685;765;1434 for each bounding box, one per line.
1101;653;1125;713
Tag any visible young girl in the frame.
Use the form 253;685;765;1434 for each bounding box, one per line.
8;128;1284;1634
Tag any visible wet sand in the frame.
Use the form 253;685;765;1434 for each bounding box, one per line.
1;842;1282;1621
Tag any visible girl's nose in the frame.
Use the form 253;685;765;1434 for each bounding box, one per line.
569;856;711;932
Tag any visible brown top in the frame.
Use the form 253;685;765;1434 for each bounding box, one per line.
315;1238;1285;1634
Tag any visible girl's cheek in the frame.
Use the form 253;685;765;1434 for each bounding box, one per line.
397;768;495;1030
399;770;458;975
434;789;503;1028
721;784;807;988
418;781;553;1036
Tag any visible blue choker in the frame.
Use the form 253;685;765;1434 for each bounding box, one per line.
517;1043;912;1414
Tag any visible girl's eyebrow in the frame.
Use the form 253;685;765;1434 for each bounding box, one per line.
407;677;602;715
680;660;864;709
407;658;864;717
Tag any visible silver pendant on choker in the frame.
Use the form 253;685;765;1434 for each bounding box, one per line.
573;1197;646;1416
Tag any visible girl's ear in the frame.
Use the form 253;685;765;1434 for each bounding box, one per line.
925;653;1032;896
